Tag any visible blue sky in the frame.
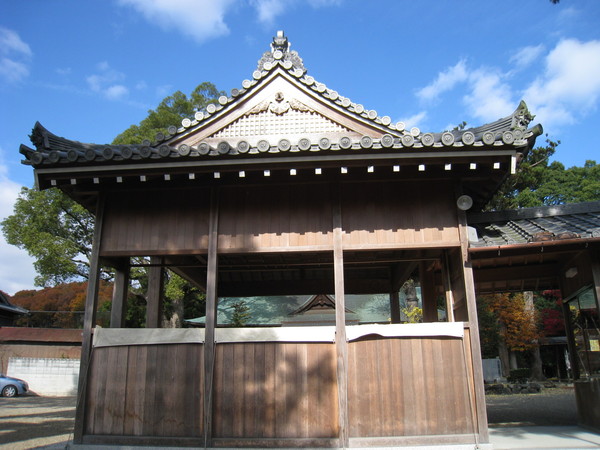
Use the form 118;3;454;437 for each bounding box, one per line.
1;0;600;294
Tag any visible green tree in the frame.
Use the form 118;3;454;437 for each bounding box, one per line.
2;187;95;287
231;300;251;327
113;82;224;145
2;82;221;325
487;137;600;210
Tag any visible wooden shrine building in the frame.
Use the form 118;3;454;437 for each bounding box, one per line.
20;32;556;447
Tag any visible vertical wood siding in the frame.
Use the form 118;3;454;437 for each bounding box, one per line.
347;336;474;437
100;189;211;255
212;342;339;439
341;181;460;248
83;335;476;443
85;344;204;437
99;181;460;256
218;184;334;251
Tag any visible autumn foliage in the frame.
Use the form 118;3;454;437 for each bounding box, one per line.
9;281;113;328
485;292;541;351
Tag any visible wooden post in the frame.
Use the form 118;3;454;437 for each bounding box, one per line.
442;250;455;322
204;188;219;448
389;292;401;323
390;262;419;323
591;249;600;318
332;185;349;449
457;208;489;443
110;262;129;328
73;194;105;443
146;256;164;328
561;300;580;380
420;261;438;322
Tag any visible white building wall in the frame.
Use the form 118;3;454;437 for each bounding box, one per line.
7;357;79;396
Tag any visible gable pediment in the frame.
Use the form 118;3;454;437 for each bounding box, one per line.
169;69;387;149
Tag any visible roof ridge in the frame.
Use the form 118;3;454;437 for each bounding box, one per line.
468;201;600;224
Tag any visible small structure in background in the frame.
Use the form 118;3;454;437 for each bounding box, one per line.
0;291;28;326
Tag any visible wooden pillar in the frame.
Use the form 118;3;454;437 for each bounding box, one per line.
204;188;219;448
420;261;438;322
442;250;455;322
591;249;600;317
561;300;580;380
332;185;349;448
110;262;129;328
146;256;164;328
457;208;489;443
389;292;401;323
390;261;418;323
73;194;105;443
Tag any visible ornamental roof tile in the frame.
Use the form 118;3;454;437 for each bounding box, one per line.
20;31;542;169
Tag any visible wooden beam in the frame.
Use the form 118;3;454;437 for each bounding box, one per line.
332;184;349;449
110;264;129;328
204;188;219;448
474;263;559;283
146;256;164;328
73;194;105;443
457;208;489;443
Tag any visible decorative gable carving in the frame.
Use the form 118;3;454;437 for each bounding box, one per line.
208;92;353;139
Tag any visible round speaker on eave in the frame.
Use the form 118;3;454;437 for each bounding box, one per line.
456;194;473;211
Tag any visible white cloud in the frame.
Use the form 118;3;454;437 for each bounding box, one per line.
510;44;545;70
416;60;468;102
523;39;600;128
463;68;514;122
105;84;129;100
117;0;235;43
252;0;291;23
86;61;130;100
397;111;428;130
0;156;37;295
0;27;32;57
0;27;32;83
416;59;514;122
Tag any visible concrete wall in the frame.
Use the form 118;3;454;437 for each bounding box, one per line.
7;357;79;396
483;358;503;382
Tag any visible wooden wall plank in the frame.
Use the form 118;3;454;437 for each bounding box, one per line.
212;342;338;440
347;336;475;438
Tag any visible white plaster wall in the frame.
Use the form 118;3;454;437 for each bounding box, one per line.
7;357;79;396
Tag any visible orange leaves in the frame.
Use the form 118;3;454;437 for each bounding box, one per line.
484;292;542;352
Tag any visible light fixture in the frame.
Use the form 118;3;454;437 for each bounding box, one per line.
456;195;473;211
565;267;578;279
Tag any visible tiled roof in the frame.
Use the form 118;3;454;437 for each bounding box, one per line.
468;202;600;247
0;327;83;344
20;31;542;168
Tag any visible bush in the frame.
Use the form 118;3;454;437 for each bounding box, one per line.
507;368;531;383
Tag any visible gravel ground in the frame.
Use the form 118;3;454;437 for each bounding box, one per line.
0;395;76;450
0;387;579;449
486;386;578;427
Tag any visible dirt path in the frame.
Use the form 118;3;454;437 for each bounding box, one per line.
0;395;75;449
486;386;578;427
